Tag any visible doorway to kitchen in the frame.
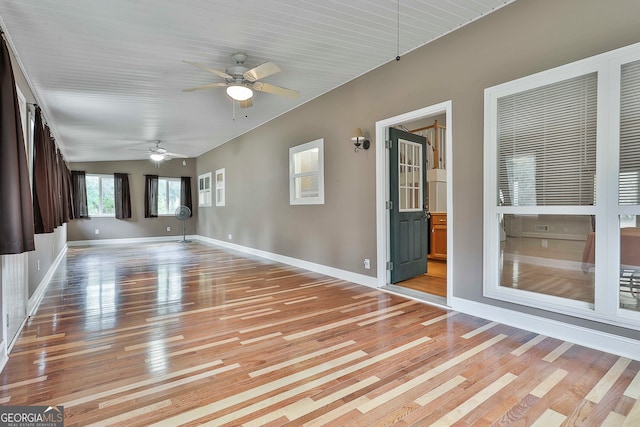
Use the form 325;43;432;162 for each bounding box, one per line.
375;101;452;307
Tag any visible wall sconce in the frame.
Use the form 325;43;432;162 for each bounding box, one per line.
351;128;370;152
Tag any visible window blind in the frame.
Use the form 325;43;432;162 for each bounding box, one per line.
497;73;597;206
619;60;640;205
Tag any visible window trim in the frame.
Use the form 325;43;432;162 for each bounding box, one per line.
289;138;325;205
483;41;640;330
198;172;212;207
215;168;226;207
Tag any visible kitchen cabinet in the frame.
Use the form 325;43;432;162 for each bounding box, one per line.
429;212;447;260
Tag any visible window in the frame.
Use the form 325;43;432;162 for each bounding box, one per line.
215;168;225;206
158;177;181;215
289;138;324;205
86;174;115;216
484;41;640;329
198;172;212;207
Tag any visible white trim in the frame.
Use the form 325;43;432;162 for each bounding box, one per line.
0;340;6;375
27;245;68;316
67;235;197;246
451;297;640;361
196;235;378;288
375;101;453;304
0;245;67;373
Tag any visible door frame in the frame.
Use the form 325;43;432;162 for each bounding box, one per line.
375;101;453;305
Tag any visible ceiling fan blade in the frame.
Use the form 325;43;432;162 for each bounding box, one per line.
182;82;228;92
253;81;300;99
183;61;233;79
165;151;188;158
243;62;281;82
239;98;253;109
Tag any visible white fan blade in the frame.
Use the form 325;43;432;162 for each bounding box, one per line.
253;81;299;99
243;62;281;82
239;98;253;109
165;151;188;158
184;61;233;79
182;82;228;92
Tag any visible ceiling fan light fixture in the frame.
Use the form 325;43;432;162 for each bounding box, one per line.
226;85;253;101
150;153;165;161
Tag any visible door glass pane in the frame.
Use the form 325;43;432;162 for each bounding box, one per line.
500;214;594;303
398;139;422;212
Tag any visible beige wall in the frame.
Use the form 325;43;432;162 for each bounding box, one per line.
67;159;197;241
196;0;640;339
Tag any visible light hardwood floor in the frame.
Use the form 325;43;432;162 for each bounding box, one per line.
1;242;639;426
397;260;447;297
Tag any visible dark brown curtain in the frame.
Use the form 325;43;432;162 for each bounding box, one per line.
180;176;192;217
59;151;71;223
114;173;131;219
0;35;35;254
144;174;158;218
33;108;54;233
71;170;88;218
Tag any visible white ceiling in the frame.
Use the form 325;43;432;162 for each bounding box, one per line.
0;0;513;162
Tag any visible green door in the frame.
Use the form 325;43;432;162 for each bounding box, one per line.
389;127;429;283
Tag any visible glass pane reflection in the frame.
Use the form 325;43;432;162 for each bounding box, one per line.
499;214;594;303
620;215;640;311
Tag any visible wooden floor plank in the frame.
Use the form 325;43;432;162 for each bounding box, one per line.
0;242;638;426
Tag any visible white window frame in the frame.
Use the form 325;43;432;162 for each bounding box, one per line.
215;168;226;207
289;138;324;205
483;41;640;330
158;177;182;216
87;174;115;217
198;172;212;207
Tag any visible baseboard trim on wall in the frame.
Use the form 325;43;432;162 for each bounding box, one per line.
27;244;68;317
0;340;7;374
67;235;199;247
450;296;640;360
196;235;378;288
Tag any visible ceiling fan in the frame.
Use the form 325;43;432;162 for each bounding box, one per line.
183;52;300;107
146;140;187;162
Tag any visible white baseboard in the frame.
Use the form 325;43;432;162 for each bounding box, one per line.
450;296;640;360
27;245;68;316
0;340;7;374
195;235;378;288
67;235;198;247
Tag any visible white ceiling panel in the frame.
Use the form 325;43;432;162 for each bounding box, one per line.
0;0;514;161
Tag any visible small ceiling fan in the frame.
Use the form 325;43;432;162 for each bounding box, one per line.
183;52;300;107
147;140;187;162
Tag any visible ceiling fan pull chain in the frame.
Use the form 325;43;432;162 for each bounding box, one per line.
396;0;401;61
